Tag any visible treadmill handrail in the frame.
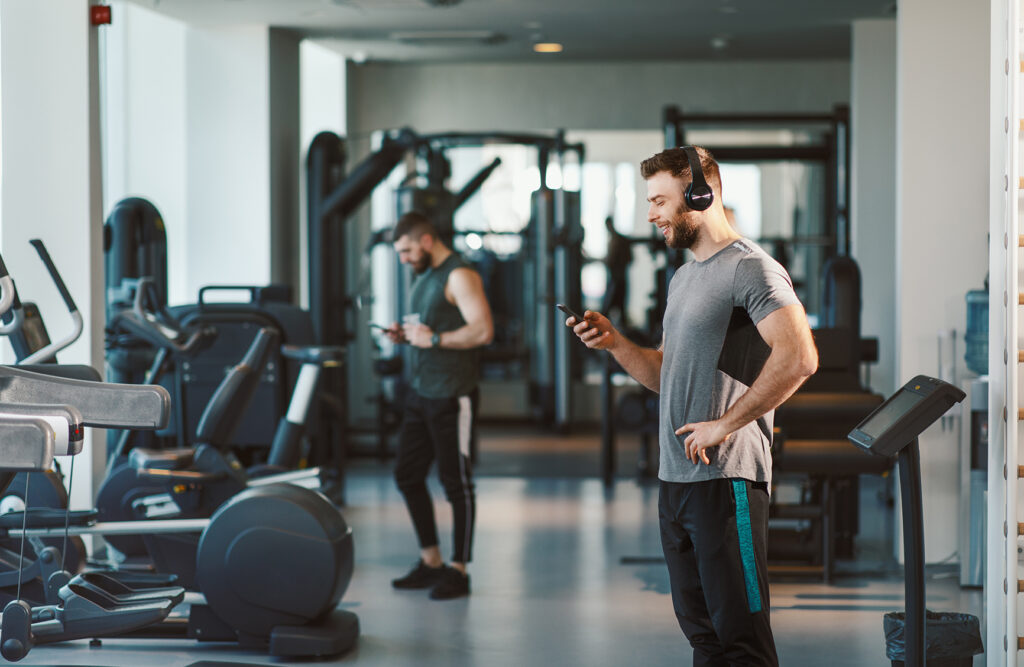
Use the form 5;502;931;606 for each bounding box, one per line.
0;365;170;430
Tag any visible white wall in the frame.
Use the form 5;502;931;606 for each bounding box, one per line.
301;41;347;150
184;26;273;299
1;0;106;509
897;0;991;561
851;19;897;396
104;2;188;304
299;40;347;308
348;60;850;135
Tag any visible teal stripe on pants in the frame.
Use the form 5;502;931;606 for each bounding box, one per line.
732;480;763;613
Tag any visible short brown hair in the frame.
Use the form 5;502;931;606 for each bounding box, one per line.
391;211;437;242
640;146;721;198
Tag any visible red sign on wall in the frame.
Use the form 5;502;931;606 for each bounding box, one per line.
90;5;112;26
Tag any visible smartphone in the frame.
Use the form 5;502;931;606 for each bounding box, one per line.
556;303;584;322
369;322;388;331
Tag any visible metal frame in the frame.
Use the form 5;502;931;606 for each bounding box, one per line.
663;104;851;256
307;129;588;467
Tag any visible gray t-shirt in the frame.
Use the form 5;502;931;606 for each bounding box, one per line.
658;239;801;486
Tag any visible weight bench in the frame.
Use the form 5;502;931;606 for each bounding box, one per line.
772;391;889;582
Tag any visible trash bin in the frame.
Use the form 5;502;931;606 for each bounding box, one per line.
883;610;984;666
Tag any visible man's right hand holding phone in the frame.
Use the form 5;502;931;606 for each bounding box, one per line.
382;322;407;344
563;309;617;351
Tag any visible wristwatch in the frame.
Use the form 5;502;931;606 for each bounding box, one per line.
431;332;441;348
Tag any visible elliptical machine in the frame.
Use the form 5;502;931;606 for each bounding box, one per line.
0;253;359;659
0;361;359;659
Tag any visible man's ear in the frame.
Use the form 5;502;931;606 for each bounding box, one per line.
420;233;434;251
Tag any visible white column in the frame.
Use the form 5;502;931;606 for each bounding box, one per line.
299;40;347;309
897;0;991;561
987;0;1010;661
850;19;897;396
103;1;188;304
270;28;302;293
183;26;273;300
1;0;106;509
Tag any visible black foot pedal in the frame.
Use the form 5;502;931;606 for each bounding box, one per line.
268;609;359;657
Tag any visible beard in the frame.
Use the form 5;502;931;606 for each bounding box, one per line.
409;255;431;274
665;205;699;249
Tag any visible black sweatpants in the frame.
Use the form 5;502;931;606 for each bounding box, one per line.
659;478;778;667
394;390;477;564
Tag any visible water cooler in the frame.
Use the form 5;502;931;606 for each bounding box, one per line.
958;377;987;587
958;288;987;587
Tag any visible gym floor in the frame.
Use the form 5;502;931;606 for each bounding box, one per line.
17;431;983;666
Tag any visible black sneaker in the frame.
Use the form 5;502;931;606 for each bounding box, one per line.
392;560;444;590
429;566;470;600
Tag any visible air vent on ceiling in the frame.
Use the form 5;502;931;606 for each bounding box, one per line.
390;30;506;45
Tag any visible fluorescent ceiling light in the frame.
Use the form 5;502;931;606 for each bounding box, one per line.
533;42;563;53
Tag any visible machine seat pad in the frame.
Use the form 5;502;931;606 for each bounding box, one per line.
129;447;197;470
779;392;885;411
775;438;893;476
0;508;97;529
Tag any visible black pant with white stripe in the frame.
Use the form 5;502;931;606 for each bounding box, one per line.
659;478;778;667
395;390;477;564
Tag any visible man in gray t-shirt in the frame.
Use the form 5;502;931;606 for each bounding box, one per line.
659;239;800;487
566;147;817;666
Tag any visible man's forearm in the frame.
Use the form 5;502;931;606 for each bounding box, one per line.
610;333;662;393
438;323;492;349
718;347;813;433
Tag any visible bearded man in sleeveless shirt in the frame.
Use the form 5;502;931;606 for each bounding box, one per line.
565;147;818;665
383;211;494;600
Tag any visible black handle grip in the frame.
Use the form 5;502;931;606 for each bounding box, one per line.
29;239;78;313
198;285;259;306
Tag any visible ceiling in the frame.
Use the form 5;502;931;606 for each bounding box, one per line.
130;0;896;63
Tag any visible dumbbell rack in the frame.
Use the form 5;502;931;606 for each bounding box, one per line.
994;0;1024;664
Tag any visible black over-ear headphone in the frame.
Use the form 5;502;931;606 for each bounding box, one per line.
681;146;714;212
